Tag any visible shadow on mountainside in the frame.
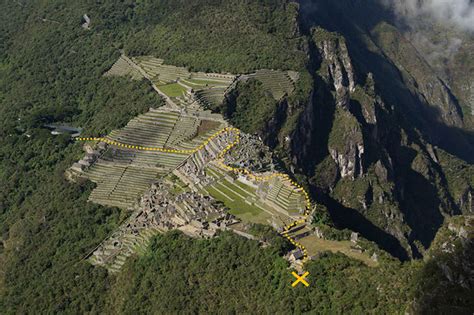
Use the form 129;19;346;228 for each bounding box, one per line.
298;0;474;164
411;240;474;313
393;146;445;255
313;190;410;261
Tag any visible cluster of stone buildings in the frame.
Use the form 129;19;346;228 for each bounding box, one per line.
173;129;238;190
88;177;242;269
138;181;239;236
222;133;275;172
70;142;107;173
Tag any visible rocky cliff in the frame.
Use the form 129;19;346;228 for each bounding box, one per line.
263;1;473;261
216;0;474;262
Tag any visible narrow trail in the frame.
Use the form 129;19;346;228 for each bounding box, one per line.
77;127;313;261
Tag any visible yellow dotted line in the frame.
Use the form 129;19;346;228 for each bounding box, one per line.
77;126;313;261
77;127;240;155
213;129;312;261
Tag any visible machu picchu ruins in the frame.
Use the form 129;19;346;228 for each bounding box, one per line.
6;2;474;311
68;54;315;273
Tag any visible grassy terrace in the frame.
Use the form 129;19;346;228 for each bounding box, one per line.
264;177;305;215
90;227;162;273
191;72;235;83
85;163;165;209
105;56;143;80
204;165;296;226
102;149;188;168
174;126;224;151
131;56;164;78
206;184;272;225
254;69;295;100
166;116;199;147
195;87;227;108
108;110;183;148
297;234;378;267
156;83;188;98
132;57;192;82
184;78;232;87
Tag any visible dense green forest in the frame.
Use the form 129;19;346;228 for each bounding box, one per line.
0;0;307;312
108;232;416;314
0;0;471;313
223;79;279;134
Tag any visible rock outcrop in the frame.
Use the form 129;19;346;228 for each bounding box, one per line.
272;23;473;260
314;28;355;108
313;28;365;180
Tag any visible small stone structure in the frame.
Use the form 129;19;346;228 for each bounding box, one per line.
68;143;105;175
289;249;304;262
351;232;359;243
81;14;91;29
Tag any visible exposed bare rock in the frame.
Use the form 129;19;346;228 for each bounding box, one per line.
313;27;356;108
329;144;364;180
374;160;389;183
328;108;365;180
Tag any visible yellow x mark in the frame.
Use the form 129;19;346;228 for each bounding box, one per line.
291;271;309;287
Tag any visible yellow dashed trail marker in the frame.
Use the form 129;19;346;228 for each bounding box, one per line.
77;126;313;261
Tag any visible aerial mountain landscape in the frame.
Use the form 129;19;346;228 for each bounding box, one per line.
0;0;473;313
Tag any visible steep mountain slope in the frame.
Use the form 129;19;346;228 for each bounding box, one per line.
382;0;474;129
291;0;473;258
214;0;473;261
411;215;474;313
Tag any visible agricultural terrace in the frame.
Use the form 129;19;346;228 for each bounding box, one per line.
202;162;306;228
77;108;226;209
104;55;143;80
252;69;296;100
89;226;161;273
106;55;300;110
80;58;312;271
126;56;236;108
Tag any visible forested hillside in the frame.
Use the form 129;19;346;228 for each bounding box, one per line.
0;0;472;313
0;0;309;312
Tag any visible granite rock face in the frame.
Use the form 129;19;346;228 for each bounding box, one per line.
262;22;474;260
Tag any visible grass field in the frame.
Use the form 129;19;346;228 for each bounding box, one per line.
232;179;258;194
204;165;297;227
165;174;189;195
298;234;378;267
206;179;273;225
186;78;230;86
157;83;187;97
